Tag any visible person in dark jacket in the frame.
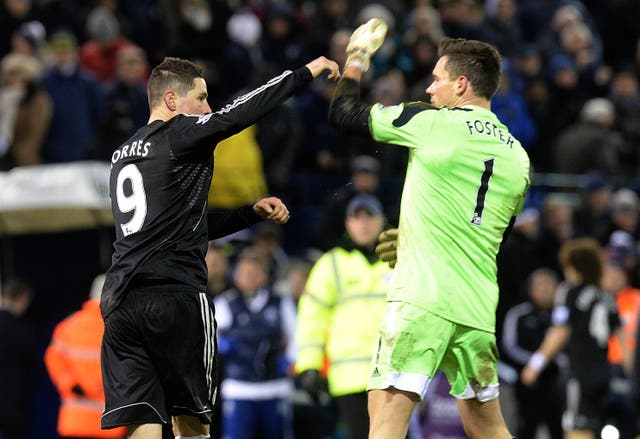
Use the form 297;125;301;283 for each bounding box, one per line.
0;278;35;439
502;268;564;439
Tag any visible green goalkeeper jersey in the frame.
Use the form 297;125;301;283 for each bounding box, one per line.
369;103;530;332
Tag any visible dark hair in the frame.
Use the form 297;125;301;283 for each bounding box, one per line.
437;37;502;100
528;267;560;286
2;278;33;302
558;237;603;286
147;57;204;108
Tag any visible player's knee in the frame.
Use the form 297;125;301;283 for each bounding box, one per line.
172;415;209;438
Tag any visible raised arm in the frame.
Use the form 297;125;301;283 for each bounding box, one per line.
174;57;340;152
328;18;388;136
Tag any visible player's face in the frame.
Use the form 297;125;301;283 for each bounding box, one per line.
175;77;211;115
426;56;458;108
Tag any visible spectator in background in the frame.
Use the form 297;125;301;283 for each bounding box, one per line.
512;44;543;93
45;274;126;439
0;278;35;439
606;230;639;288
214;248;297;439
260;3;305;71
205;242;231;299
296;195;390;439
545;53;587;141
522;84;555;172
328;28;351;71
609;68;640;175
0;52;52;169
294;73;348;174
497;208;543;339
442;0;500;44
601;259;640;439
41;30;104;163
171;0;217;61
218;9;263;101
274;258;313;305
552;97;626;175
501;268;564;439
250;65;304;198
304;0;350;59
484;0;521;57
522;238;621;439
0;0;34;57
32;0;85;45
360;70;409;182
276;256;335;439
399;34;438;100
10;20;47;59
608;188;640;241
316;155;383;251
554;15;608;95
94;45;149;161
251;222;289;284
402;4;443;45
79;4;134;83
537;194;575;275
573;172;614;244
492;60;537;150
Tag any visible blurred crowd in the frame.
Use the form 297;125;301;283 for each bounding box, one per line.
2;0;640;438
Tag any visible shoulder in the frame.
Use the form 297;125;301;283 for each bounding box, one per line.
506;301;534;319
371;101;442;121
312;249;339;266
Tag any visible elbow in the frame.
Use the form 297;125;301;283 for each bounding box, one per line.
328;96;371;137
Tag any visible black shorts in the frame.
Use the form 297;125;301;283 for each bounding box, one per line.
563;376;609;432
101;282;217;429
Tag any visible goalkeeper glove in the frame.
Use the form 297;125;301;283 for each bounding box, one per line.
345;18;388;72
375;228;398;268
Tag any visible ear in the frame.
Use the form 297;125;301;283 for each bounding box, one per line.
164;90;177;111
456;76;468;96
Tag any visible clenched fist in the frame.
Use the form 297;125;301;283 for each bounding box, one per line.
375;228;398;268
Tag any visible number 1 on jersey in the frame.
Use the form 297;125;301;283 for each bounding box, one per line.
470;158;494;226
116;164;147;236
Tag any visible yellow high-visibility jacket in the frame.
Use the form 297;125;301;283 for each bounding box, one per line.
295;246;391;396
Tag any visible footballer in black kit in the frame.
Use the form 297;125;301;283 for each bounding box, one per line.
99;56;340;436
521;237;623;437
554;282;620;432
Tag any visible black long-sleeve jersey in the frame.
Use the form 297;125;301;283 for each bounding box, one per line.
101;67;314;318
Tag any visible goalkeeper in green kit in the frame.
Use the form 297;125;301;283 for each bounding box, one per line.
328;19;530;439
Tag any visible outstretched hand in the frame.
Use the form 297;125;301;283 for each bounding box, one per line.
375;228;398;268
253;196;290;224
345;18;388;71
305;56;341;81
